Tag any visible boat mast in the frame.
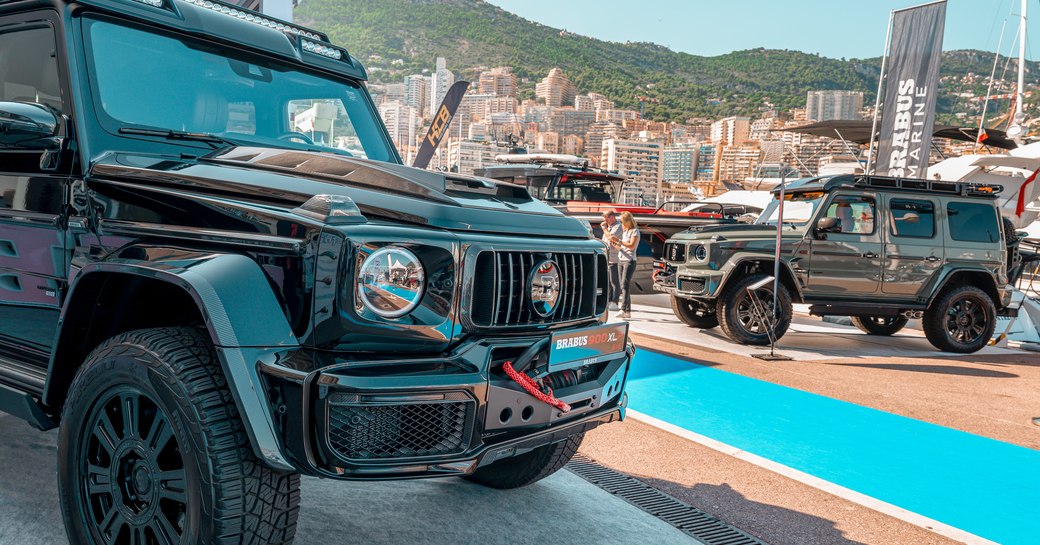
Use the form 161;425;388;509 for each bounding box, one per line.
1009;0;1028;141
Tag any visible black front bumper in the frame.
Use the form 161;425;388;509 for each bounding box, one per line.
259;335;632;480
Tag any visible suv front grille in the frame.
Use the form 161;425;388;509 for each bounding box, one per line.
327;393;473;460
472;251;603;327
664;242;686;262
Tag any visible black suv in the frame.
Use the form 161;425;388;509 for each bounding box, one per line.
0;1;632;543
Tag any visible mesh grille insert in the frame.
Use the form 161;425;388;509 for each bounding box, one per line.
327;393;473;460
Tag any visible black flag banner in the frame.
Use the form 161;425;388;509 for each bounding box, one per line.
875;0;946;178
412;81;470;170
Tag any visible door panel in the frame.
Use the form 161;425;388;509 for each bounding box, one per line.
0;176;66;351
882;197;943;297
807;193;883;296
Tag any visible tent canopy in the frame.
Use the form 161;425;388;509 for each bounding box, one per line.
778;120;1017;150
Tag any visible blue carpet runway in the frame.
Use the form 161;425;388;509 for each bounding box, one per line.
625;349;1040;545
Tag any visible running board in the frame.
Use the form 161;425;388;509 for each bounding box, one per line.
0;383;56;430
808;302;925;317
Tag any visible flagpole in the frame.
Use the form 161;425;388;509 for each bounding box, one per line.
867;9;894;175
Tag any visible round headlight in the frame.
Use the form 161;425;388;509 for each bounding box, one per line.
357;247;425;318
691;244;708;261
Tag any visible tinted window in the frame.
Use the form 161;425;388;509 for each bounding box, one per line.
948;202;999;243
890;199;935;238
824;195;876;235
0;27;62;110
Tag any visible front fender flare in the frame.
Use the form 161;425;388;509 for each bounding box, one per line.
48;252;299;470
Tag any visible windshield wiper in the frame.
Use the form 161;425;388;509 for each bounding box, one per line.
118;126;237;149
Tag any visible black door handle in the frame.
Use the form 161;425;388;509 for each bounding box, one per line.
863;252;878;259
925;256;940;262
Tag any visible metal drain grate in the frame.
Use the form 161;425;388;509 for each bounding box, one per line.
567;454;770;545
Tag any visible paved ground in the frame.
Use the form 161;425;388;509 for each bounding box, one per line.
621;349;1038;545
581;419;959;545
0;413;697;545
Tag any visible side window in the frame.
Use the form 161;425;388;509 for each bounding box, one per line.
890;199;935;238
824;195;876;235
948;201;1000;243
0;26;62;111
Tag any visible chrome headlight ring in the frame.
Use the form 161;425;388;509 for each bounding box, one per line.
689;244;708;262
356;246;426;319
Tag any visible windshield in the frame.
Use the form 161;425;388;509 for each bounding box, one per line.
755;191;824;225
527;176;617;203
84;18;395;161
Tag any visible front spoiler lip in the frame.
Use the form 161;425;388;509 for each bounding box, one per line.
309;402;626;481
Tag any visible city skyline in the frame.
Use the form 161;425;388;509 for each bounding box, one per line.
486;0;1040;61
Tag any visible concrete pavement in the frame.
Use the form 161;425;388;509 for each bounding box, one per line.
0;413;697;545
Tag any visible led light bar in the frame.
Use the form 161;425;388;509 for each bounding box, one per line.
179;0;328;42
301;39;344;60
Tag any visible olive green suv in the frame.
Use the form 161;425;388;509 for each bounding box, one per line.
654;175;1015;353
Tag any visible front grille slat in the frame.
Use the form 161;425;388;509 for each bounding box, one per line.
474;250;600;328
566;253;578;319
504;253;514;324
575;253;584;317
491;252;501;323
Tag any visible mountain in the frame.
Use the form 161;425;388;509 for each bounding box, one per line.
295;0;1038;125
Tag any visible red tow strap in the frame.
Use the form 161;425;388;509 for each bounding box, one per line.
502;361;571;413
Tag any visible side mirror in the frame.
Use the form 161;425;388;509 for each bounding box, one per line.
0;102;67;171
813;216;839;239
0;101;59;145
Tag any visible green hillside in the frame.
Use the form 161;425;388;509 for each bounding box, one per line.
295;0;1037;124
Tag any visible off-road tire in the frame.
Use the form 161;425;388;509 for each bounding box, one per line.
717;274;793;346
922;286;996;353
671;296;719;329
464;433;583;489
851;316;909;336
58;327;301;545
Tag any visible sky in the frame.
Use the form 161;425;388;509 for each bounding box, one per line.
486;0;1040;61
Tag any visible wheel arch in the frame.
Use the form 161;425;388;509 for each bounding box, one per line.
45;251;299;470
718;258;803;302
928;268;1001;309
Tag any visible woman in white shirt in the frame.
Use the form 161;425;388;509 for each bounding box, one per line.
611;211;640;319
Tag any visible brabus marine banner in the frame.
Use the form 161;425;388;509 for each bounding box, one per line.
875;0;946;178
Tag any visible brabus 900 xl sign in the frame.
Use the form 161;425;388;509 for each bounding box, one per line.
548;322;629;370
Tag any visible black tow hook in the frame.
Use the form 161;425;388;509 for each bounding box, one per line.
510;338;551;374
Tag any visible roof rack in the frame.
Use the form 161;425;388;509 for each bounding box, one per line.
854;175;1003;198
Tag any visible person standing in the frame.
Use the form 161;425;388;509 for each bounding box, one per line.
600;209;622;311
613;211;640;319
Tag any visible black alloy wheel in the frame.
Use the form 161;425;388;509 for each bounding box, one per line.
922;286;996;353
80;388;186;545
850;316;909;336
58;328;301;545
717;274;793;346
